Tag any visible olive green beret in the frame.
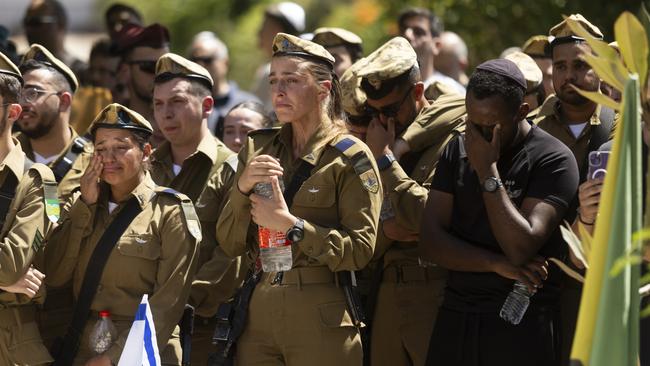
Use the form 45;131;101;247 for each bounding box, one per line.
504;52;543;93
549;14;603;49
89;103;153;137
522;35;550;58
155;53;213;89
272;32;335;67
355;37;417;93
21;44;78;92
0;51;21;84
312;27;362;48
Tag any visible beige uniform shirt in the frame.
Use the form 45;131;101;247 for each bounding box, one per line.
16;128;91;202
534;97;617;174
377;97;466;266
44;174;200;363
0;141;55;307
217;124;382;272
150;134;241;317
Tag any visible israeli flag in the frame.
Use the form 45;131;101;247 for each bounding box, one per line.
118;294;161;366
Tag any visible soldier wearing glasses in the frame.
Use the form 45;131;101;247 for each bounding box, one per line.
114;23;170;147
360;37;465;366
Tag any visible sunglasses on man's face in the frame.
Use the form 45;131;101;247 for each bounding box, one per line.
126;60;157;74
364;86;413;119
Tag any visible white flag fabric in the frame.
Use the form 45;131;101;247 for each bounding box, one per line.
117;294;161;366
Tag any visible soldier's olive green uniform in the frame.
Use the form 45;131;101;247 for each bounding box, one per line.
371;97;465;366
43;175;200;365
217;124;382;366
17;128;93;348
0;141;57;365
150;135;244;365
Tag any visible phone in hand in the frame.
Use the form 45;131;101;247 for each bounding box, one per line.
587;151;610;180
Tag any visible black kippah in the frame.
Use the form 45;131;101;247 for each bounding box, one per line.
475;59;527;91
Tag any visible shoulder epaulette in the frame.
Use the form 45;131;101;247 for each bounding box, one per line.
28;163;59;223
330;136;379;193
155;187;202;241
51;136;91;182
247;127;280;137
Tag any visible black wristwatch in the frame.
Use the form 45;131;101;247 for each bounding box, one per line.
286;218;305;243
482;176;503;192
376;152;396;171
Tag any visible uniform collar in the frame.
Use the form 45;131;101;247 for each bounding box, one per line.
15;127;80;163
278;123;333;166
152;133;223;166
0;138;26;179
547;96;602;125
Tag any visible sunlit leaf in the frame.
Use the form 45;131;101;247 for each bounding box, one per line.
582;54;627;92
632;228;650;242
561;222;589;268
615;12;649;86
549;257;585;283
571;86;621;111
610;254;643;277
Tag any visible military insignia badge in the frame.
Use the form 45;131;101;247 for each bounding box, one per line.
32;229;44;252
359;170;379;193
43;183;60;223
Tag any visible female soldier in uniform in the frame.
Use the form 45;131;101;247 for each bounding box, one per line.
44;104;200;365
216;33;382;365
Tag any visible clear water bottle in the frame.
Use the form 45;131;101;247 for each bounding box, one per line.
255;180;293;273
89;310;117;354
499;281;533;325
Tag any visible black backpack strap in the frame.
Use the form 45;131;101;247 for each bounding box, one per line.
53;196;143;365
0;171;18;229
51;136;89;183
284;160;315;208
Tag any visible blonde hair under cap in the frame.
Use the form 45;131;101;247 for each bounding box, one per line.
21;44;79;92
89;103;153;137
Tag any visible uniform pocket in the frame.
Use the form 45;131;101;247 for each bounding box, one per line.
117;234;161;260
293;185;336;208
8;322;53;364
318;301;355;328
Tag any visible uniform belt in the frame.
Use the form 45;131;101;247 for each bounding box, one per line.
0;306;36;326
274;266;335;286
382;265;446;283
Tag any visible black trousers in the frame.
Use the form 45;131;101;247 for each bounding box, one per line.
426;306;560;366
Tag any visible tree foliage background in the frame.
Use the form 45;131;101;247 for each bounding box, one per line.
98;0;644;90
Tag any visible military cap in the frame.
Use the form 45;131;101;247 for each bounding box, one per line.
21;44;78;92
89;103;153;137
522;35;551;58
155;53;213;90
475;59;527;91
340;58;367;117
0;51;22;84
549;14;603;49
356;37;417;99
114;23;170;53
312;27;363;48
272;33;335;67
504;51;542;93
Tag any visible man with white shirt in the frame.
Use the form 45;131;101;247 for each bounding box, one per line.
398;7;465;96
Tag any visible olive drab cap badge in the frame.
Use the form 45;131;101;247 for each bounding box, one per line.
89;103;153;137
22;44;79;92
272;32;335;67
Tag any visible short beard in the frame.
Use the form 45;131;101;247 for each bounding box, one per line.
557;89;591;106
131;79;153;104
19;117;56;139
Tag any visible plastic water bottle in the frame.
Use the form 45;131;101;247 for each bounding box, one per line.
255;180;293;272
499;281;533;325
89;310;117;354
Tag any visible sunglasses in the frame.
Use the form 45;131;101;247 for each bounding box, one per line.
189;55;216;64
365;86;413;119
126;60;157;74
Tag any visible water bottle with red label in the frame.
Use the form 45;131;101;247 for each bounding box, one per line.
255;180;293;272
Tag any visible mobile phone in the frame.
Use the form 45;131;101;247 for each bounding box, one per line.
587;151;610;180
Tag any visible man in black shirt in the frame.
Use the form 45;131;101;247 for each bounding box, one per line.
419;59;579;366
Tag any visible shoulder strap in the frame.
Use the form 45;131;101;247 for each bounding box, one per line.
155;187;202;241
224;154;239;173
28;163;60;223
53;196;142;366
0;171;18;229
51;136;89;183
332;137;379;194
284;159;315;209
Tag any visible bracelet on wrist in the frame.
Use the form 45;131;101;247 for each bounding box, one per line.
578;213;595;226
